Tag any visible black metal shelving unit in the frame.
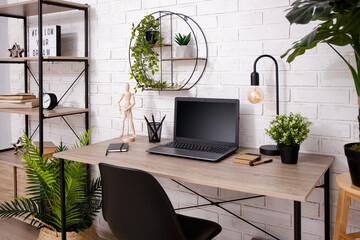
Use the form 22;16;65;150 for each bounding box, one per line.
0;4;89;226
0;0;89;157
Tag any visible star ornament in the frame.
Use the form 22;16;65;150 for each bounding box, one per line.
8;43;25;58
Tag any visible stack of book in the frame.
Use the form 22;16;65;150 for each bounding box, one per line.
233;153;261;165
0;93;39;109
34;141;57;158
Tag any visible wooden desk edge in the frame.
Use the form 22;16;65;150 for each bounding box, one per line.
304;156;334;201
53;148;334;203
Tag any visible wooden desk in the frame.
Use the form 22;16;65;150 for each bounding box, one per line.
54;136;334;240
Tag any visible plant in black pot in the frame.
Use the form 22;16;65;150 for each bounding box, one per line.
265;113;312;164
281;0;360;184
130;14;166;92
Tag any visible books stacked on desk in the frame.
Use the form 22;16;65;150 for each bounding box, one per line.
0;93;39;108
234;153;261;165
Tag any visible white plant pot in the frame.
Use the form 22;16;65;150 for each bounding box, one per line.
175;45;193;58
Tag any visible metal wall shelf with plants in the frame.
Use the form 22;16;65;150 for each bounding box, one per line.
129;11;208;91
0;0;89;198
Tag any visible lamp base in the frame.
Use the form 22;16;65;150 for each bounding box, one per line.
260;144;280;156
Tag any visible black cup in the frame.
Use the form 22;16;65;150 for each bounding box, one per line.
147;122;162;142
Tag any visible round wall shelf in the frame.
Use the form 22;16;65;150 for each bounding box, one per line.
129;11;208;91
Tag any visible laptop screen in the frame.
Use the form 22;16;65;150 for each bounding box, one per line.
174;98;239;145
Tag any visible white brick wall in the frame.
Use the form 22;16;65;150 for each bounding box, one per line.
6;0;360;239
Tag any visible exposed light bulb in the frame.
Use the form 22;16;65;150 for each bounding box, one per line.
247;87;264;104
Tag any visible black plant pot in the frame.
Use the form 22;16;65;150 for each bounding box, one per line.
278;144;300;164
344;143;360;187
146;31;158;44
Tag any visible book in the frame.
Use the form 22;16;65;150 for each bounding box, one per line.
105;143;129;156
0;99;39;108
0;94;36;100
34;141;57;158
234;154;261;165
33;141;57;153
0;98;39;103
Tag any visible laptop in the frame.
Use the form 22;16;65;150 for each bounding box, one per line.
146;97;239;162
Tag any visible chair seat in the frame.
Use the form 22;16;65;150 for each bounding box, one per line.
177;214;222;240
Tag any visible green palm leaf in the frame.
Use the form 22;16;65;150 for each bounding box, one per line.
0;198;48;228
0;127;101;233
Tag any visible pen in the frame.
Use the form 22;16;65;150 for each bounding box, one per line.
151;113;158;141
155;114;166;132
249;159;273;166
245;153;262;157
151;114;166;141
144;116;156;134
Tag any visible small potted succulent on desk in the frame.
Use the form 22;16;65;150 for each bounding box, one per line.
265;113;312;164
174;32;192;58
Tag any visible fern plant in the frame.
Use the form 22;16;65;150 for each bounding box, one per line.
174;33;191;45
0;127;102;233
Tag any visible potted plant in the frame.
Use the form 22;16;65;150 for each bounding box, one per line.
265;113;312;164
174;32;192;58
0;128;102;240
281;0;360;184
130;14;167;91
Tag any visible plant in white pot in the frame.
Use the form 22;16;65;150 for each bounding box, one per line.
265;113;312;164
174;33;192;58
281;0;360;185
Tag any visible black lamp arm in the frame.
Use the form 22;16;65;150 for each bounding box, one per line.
251;54;279;115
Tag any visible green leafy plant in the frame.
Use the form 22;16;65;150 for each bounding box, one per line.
265;113;312;146
0;127;101;233
130;14;166;91
174;33;191;45
281;0;360;139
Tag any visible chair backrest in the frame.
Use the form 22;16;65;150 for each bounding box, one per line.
99;163;187;240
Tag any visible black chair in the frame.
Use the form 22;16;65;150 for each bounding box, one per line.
99;163;222;240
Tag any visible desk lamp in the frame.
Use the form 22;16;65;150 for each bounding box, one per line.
248;54;280;156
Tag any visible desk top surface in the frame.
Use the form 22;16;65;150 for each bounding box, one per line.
53;136;334;202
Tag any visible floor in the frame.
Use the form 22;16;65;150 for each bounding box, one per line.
0;218;39;240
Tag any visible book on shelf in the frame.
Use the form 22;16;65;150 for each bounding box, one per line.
0;93;36;100
0;99;39;108
0;98;38;103
34;141;57;158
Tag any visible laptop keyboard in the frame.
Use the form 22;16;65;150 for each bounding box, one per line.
164;142;232;154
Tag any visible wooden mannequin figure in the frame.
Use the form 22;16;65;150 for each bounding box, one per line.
117;83;136;142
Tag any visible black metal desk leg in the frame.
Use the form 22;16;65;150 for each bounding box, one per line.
294;201;301;240
60;158;66;240
324;169;330;240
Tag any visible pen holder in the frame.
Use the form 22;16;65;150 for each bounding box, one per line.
147;122;162;143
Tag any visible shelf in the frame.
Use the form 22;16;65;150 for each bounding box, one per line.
0;56;89;63
0;107;89;118
151;43;172;47
0;149;24;169
146;87;190;91
162;57;207;61
0;0;89;18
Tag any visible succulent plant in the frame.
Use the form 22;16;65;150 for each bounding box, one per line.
174;33;191;45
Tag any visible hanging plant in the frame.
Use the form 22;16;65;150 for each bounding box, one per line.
130;14;166;92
